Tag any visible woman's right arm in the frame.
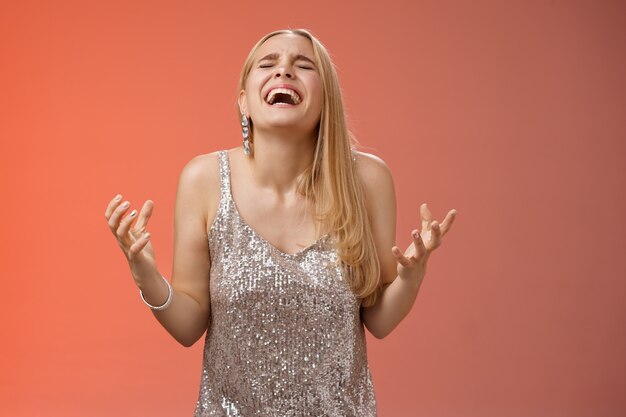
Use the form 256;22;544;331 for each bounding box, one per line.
105;154;218;347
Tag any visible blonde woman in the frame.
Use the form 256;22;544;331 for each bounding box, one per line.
105;29;456;416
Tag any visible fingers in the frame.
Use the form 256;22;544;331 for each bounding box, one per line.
105;195;154;254
392;246;412;267
439;209;457;236
392;230;428;268
107;198;131;234
420;203;458;236
116;209;138;240
129;232;151;258
429;221;442;249
411;230;427;259
417;203;457;251
104;194;123;219
132;200;154;232
420;203;433;232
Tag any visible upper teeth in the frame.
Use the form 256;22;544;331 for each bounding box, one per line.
266;88;301;105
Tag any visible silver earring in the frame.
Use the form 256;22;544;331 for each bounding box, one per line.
241;113;251;156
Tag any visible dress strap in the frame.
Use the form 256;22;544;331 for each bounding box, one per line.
217;150;232;200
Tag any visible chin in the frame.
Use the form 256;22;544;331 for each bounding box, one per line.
265;116;312;129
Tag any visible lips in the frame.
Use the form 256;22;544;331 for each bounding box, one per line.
264;85;302;105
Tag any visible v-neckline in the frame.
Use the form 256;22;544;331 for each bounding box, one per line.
224;151;330;259
232;207;330;258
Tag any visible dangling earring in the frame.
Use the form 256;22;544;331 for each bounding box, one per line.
241;113;251;156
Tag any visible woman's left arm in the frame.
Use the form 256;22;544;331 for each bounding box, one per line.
357;152;457;339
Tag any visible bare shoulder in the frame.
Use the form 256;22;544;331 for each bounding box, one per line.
353;151;394;191
175;151;223;226
179;152;221;187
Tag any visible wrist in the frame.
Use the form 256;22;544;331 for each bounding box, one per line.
132;268;161;290
140;275;173;311
397;271;424;292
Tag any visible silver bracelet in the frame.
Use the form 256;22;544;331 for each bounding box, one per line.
139;275;173;311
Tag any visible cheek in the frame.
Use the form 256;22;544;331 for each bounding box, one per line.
244;75;264;105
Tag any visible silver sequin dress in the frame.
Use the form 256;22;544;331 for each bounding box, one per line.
194;151;377;417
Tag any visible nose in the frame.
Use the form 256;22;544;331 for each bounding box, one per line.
274;65;293;79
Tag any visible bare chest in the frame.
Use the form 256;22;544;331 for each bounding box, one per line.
233;189;320;256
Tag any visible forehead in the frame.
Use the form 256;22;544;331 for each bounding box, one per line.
254;33;315;60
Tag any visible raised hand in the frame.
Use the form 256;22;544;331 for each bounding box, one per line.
104;194;157;285
392;203;457;283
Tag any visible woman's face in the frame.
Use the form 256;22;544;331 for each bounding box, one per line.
240;33;323;138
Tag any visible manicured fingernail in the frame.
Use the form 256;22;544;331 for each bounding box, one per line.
122;201;130;208
413;231;419;239
129;210;137;217
115;194;122;201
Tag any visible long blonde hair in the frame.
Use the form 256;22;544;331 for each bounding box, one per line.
237;29;380;306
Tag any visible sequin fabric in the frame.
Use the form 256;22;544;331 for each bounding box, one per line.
194;151;377;417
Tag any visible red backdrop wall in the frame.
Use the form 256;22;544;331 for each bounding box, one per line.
1;1;625;416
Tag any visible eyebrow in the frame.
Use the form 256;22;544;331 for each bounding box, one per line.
257;53;317;67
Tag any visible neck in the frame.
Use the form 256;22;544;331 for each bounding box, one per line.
247;128;317;194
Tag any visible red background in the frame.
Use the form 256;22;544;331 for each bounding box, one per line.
1;1;625;416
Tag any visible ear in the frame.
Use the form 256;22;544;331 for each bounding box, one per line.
238;90;248;116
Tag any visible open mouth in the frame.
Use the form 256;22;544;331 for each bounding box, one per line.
265;88;302;105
